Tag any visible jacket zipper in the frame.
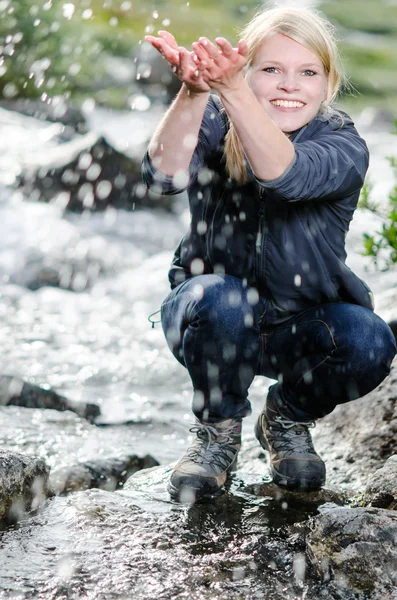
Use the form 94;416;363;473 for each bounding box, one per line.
255;189;268;328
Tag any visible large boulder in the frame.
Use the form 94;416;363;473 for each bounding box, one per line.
306;507;397;598
0;450;51;522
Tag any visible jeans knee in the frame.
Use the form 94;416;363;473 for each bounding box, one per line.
192;275;258;332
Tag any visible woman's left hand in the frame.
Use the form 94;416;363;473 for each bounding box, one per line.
191;37;248;92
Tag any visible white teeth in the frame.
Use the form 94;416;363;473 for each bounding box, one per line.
271;100;304;108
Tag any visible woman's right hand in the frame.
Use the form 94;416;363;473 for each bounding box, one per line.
144;30;211;95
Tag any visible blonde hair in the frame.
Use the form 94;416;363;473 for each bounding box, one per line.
224;5;347;184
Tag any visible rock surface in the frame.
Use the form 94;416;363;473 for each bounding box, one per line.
364;454;397;509
0;376;100;422
311;359;397;491
306;507;397;598
0;450;51;522
0;406;159;495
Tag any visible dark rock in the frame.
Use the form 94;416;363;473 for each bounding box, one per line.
52;454;159;495
0;376;100;422
0;450;52;522
19;133;174;212
306;507;397;597
364;455;397;510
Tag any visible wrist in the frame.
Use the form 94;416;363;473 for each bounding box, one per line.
217;77;248;102
180;83;210;100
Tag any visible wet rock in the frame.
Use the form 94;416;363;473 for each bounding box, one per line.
0;450;52;522
364;455;397;509
306;507;397;598
0;376;100;422
0;406;159;496
312;358;397;491
52;454;159;495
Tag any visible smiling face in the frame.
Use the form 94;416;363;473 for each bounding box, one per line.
246;33;328;133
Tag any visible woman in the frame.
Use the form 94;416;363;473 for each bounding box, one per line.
143;6;396;503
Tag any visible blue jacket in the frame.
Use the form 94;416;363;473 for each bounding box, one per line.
142;95;373;326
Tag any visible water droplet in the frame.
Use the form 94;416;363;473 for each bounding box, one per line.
128;94;151;111
78;153;92;171
294;274;302;287
152;10;158;18
183;133;197;149
190;258;204;275
96;181;112;200
62;3;75;19
162;18;171;26
3;82;17;98
109;16;118;26
86;163;102;181
82;8;92;19
68;63;81;76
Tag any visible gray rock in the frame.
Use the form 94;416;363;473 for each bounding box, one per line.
52;454;159;495
364;454;397;509
0;406;159;495
0;450;52;522
306;507;397;598
311;359;397;491
0;375;100;422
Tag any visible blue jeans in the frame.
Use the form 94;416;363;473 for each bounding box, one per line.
161;274;396;423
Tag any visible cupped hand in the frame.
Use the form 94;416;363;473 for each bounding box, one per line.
144;30;211;95
191;37;248;92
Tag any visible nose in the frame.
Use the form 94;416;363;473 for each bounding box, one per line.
277;72;300;93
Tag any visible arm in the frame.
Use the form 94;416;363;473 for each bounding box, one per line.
256;126;369;202
142;95;226;194
192;37;295;181
144;31;210;177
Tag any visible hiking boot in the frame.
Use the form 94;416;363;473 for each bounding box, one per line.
254;385;325;491
168;418;242;503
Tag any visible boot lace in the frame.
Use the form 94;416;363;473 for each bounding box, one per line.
184;422;240;470
269;416;317;455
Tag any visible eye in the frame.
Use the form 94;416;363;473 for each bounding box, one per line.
262;67;278;73
303;69;316;76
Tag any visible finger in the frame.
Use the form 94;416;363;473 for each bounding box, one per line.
146;38;180;67
237;39;249;57
157;30;179;51
198;37;222;60
178;46;193;77
215;37;235;58
191;42;209;68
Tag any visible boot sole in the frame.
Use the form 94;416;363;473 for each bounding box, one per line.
254;417;325;491
168;455;239;503
168;481;224;503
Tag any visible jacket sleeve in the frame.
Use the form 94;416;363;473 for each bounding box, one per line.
255;125;369;202
141;95;225;195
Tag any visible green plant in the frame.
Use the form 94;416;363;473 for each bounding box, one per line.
360;120;397;269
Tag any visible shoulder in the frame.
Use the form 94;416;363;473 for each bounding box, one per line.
297;107;369;159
